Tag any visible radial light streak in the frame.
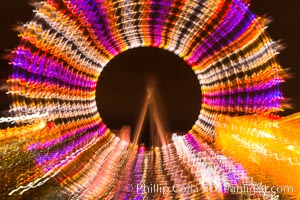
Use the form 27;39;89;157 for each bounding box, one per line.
1;0;296;199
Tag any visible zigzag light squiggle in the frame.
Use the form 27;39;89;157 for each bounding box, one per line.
1;0;292;199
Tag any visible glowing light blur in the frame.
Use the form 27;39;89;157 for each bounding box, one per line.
215;114;300;198
1;0;297;199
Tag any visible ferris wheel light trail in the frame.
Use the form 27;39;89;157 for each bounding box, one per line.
1;0;299;199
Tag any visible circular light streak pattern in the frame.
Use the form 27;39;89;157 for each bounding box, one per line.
0;0;291;199
8;0;283;140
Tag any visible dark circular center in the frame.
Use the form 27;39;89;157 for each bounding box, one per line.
96;47;201;145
